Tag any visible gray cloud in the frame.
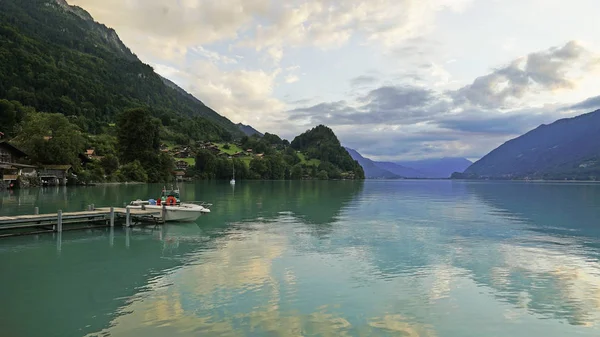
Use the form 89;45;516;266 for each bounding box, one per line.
285;41;598;161
288;85;450;126
350;75;379;87
435;111;561;135
454;41;588;108
567;95;600;111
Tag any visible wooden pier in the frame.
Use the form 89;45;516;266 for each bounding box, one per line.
0;206;163;238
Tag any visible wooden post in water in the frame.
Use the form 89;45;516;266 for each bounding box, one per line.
125;207;131;227
57;210;63;233
87;204;92;211
91;204;95;211
109;207;115;227
34;207;39;215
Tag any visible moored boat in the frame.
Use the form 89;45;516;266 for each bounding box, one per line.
127;186;212;222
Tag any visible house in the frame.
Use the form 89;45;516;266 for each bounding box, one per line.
0;141;35;187
174;170;186;181
232;152;245;158
176;150;190;158
85;149;95;159
256;153;264;158
38;165;73;186
246;149;253;153
176;160;189;170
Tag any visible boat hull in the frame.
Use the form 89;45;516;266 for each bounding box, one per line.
127;204;208;222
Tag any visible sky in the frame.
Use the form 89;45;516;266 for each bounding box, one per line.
69;0;600;161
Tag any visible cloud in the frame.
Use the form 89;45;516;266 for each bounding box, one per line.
152;59;287;129
567;95;600;111
350;75;379;87
286;41;597;160
285;75;299;84
454;41;594;109
71;0;472;64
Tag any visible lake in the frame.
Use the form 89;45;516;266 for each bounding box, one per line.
1;180;600;337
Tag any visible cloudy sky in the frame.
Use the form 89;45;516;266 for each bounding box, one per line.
70;0;600;161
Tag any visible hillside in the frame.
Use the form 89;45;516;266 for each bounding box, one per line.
397;158;472;178
291;125;365;179
0;0;243;140
238;123;263;137
460;109;600;180
190;127;365;180
344;148;399;179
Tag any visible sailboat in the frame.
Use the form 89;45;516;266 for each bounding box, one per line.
230;163;236;185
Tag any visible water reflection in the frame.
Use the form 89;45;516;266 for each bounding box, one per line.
2;181;600;337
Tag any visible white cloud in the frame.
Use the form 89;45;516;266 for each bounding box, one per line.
285;75;299;84
152;59;287;131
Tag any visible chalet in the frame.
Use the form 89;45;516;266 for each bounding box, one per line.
175;160;190;170
38;165;73;186
0;142;37;188
246;149;253;153
232;152;245;158
256;153;264;158
176;150;190;158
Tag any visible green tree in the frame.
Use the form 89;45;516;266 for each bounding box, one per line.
119;160;148;182
0;99;30;137
14;111;85;166
317;170;329;180
250;158;269;179
116;108;161;164
100;154;119;176
291;164;303;180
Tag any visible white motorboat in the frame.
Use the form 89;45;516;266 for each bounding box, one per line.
127;186;212;222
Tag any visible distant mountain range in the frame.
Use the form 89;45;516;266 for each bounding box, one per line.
345;147;472;179
458;109;600;180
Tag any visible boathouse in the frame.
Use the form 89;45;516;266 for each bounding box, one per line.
38;165;73;186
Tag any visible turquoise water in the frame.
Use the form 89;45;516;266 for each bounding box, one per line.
1;180;600;336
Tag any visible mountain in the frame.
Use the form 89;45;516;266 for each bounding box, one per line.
291;125;365;179
238;123;263;137
345;148;468;179
374;161;426;178
461;109;600;180
344;148;400;179
0;0;244;139
397;158;473;178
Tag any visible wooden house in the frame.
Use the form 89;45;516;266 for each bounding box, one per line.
0;141;35;187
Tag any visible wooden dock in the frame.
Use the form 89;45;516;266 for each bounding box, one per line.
0;206;163;238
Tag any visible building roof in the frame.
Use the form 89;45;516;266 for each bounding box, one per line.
86;149;95;156
0;141;28;158
41;165;72;171
174;171;186;176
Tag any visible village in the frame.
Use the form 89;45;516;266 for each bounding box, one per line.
0;134;265;189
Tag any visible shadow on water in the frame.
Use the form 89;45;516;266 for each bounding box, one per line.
0;181;364;337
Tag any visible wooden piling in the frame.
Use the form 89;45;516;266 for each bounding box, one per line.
57;210;63;232
109;207;115;227
34;207;39;215
125;207;131;227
